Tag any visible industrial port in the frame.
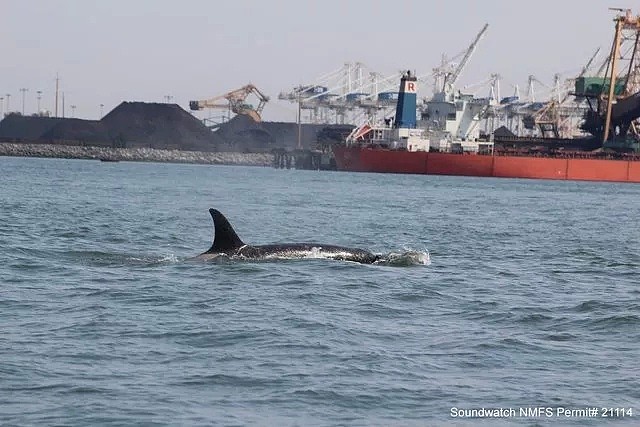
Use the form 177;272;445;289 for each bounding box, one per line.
2;8;640;177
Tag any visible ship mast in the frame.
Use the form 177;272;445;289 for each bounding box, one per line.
603;12;624;142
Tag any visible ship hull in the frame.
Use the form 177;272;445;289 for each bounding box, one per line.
333;145;640;183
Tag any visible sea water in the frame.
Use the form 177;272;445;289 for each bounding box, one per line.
1;157;638;426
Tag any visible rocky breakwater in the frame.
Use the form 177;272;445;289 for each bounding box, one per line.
0;143;273;166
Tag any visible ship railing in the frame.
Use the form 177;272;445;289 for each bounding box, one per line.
490;150;640;160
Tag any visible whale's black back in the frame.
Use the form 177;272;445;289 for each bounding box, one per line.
202;208;379;263
205;209;244;253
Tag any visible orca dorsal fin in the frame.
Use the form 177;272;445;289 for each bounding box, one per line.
206;209;245;253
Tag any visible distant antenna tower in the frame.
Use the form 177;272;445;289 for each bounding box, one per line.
55;73;60;117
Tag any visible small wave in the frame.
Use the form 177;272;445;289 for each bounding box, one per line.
544;333;577;342
177;373;282;387
589;314;640;329
476;337;544;352
375;250;431;267
60;386;109;395
572;300;617;313
516;313;555;324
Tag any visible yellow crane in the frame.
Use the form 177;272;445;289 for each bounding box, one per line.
189;84;270;122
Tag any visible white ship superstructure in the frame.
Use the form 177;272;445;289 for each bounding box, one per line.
346;70;493;154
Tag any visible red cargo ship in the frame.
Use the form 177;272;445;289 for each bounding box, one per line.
332;11;640;183
333;145;640;183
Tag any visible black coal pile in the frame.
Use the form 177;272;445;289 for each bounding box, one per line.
0;102;220;151
101;102;220;151
0;102;354;152
41;119;111;145
213;115;275;152
214;114;354;152
0;115;66;141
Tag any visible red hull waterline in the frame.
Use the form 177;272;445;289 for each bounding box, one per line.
333;146;640;183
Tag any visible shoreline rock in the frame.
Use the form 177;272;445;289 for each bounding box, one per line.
0;143;274;167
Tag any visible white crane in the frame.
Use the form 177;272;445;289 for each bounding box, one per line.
439;23;489;99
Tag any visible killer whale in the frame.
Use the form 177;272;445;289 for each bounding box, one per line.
197;209;380;263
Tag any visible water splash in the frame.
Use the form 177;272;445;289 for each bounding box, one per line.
375;250;431;267
305;246;323;258
192;248;431;266
156;253;180;264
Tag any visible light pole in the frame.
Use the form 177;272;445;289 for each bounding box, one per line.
36;90;43;112
99;103;104;119
297;90;302;149
20;88;28;115
71;105;76;118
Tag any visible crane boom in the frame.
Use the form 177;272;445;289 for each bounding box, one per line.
189;83;270;122
443;23;489;93
580;47;601;78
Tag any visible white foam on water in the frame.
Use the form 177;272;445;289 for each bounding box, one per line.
156;253;180;263
376;249;431;266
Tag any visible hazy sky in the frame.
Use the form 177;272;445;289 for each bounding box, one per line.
3;0;638;122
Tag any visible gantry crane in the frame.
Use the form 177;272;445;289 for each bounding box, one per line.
520;47;601;138
602;9;640;142
580;9;640;145
189;84;270;122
